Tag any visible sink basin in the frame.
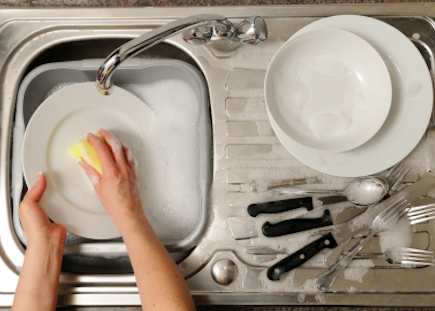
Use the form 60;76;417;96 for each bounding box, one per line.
14;56;211;273
2;6;435;307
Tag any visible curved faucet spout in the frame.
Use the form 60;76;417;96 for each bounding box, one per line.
96;14;231;95
96;14;267;95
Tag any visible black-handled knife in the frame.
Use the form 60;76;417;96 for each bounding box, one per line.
247;196;345;217
262;210;333;237
267;233;338;281
266;211;370;281
266;177;435;281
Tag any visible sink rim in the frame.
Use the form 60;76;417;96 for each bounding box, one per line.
2;7;435;308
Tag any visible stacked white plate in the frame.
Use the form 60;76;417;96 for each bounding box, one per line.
265;15;433;178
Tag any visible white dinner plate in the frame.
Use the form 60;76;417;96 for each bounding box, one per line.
265;28;392;153
22;82;155;239
270;15;433;177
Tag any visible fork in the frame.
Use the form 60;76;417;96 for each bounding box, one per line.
386;247;434;266
316;198;410;292
408;203;435;224
349;247;434;266
384;162;413;192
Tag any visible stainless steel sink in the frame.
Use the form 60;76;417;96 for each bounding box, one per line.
2;5;435;307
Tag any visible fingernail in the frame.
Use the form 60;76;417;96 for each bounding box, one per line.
77;158;85;168
36;172;43;181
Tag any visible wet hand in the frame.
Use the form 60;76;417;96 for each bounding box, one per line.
19;173;67;249
78;129;143;225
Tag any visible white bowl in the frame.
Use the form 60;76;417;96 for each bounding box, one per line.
265;28;392;153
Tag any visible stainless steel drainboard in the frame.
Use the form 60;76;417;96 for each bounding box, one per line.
178;15;435;304
2;8;435;307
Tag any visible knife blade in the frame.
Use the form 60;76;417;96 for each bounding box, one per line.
247;196;347;217
267;175;435;281
262;202;364;237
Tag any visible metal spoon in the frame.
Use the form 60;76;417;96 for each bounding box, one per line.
279;176;389;206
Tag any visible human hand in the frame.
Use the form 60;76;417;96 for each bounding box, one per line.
78;129;143;225
19;173;67;249
15;173;66;311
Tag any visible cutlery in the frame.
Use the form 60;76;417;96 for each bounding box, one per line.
266;174;435;281
383;247;434;266
384;162;412;192
247;196;346;217
262;202;364;237
317;200;435;290
349;247;434;266
316;197;410;291
323;202;435;266
407;203;435;224
271;176;389;206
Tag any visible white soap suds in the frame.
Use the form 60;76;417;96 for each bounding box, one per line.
273;53;367;142
343;266;371;283
122;80;201;241
379;217;412;261
308;112;352;139
77;158;100;187
104;132;123;153
310;54;349;77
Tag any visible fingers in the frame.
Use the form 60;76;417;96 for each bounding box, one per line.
87;132;117;174
122;143;137;175
88;130;136;179
78;158;102;189
19;173;51;236
98;130;129;170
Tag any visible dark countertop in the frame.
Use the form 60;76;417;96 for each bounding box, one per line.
0;0;433;7
0;2;433;310
0;307;430;311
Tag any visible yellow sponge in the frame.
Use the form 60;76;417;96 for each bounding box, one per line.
69;134;104;175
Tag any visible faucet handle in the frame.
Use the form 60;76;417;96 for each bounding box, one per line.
182;26;213;46
236;16;267;45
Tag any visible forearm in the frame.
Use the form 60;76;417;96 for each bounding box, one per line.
12;242;64;311
117;214;195;311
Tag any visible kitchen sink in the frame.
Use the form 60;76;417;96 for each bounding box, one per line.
11;35;212;274
3;5;435;307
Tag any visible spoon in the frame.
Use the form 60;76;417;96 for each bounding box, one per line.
279;176;390;206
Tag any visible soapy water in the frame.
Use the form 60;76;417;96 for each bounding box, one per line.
43;80;202;241
45;82;79;99
122;80;201;242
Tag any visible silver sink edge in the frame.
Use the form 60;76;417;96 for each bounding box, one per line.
1;4;435;307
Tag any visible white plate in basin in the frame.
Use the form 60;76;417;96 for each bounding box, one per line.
270;15;433;177
265;28;392;153
22;82;155;239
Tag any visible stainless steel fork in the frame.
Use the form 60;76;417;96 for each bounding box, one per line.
384;162;413;192
389;247;434;266
408;203;435;224
316;198;410;291
351;247;433;266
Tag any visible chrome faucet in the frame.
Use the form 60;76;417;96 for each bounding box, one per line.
96;14;267;95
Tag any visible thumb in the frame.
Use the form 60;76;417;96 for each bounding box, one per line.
77;158;102;190
24;172;47;202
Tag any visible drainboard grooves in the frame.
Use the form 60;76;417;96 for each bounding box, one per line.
225;69;266;90
225;98;267;119
226;121;274;137
226;168;319;184
226;144;273;159
183;16;435;296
